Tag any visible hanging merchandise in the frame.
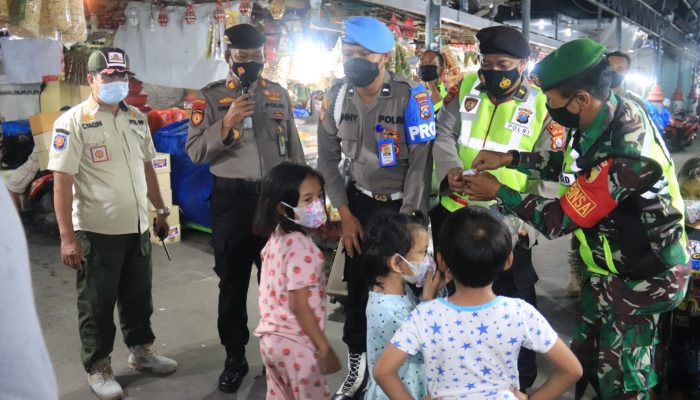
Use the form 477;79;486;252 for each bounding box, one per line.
388;14;402;39
269;0;285;20
213;1;226;60
184;4;196;25
263;22;278;62
114;4;127;26
0;0;8;27
388;36;411;79
240;0;252;17
127;7;139;27
403;17;415;40
309;0;322;10
103;12;115;30
158;5;168;27
8;0;42;38
257;0;271;7
149;4;156;31
88;13;99;33
63;0;87;42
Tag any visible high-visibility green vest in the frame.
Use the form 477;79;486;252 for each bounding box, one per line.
441;72;548;211
558;97;688;276
433;82;449;112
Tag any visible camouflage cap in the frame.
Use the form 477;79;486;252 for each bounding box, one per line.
530;38;606;91
87;47;133;75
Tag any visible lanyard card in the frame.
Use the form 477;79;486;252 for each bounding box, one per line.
377;138;397;167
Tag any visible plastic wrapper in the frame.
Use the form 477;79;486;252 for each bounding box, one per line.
39;0;71;36
63;0;87;42
9;0;42;38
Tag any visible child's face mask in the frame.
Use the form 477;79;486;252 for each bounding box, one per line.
686;200;700;225
396;254;432;285
281;199;327;229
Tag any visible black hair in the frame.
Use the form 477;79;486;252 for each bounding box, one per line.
362;210;426;290
438;207;512;288
555;58;612;101
678;157;700;184
422;50;445;69
252;162;325;238
606;51;631;67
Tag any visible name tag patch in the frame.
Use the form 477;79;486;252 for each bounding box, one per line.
90;145;109;163
505;106;534;137
377;138;397;167
560;160;617;228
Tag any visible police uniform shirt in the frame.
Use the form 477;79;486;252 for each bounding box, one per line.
47;96;156;235
185;78;305;179
317;71;434;214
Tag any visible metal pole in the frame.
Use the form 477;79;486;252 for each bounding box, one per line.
616;16;622;50
425;0;441;50
522;0;531;43
597;6;602;32
554;14;559;41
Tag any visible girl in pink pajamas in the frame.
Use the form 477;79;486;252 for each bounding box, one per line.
253;162;341;400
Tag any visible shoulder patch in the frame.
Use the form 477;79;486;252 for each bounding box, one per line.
444;84;459;105
52;131;69;152
191;99;206;127
404;85;436;144
560;160;617;228
513;85;528;101
546;121;566;151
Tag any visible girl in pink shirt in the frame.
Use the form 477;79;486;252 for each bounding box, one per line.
253;162;341;400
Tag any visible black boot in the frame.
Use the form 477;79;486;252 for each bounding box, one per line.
332;350;368;400
218;356;249;393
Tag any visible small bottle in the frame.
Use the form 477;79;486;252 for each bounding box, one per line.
243;116;253;129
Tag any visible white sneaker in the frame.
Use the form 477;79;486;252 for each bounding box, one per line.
127;344;178;374
87;359;123;400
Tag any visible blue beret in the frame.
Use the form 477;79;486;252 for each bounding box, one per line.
342;16;394;54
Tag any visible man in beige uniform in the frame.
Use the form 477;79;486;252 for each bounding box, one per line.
49;48;177;400
185;23;305;393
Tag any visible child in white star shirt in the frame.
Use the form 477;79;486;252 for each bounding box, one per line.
374;207;582;399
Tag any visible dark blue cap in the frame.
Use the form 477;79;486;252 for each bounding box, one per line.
342;16;394;54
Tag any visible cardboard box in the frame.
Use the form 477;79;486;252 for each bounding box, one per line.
33;131;53;152
29;112;63;135
152;153;171;174
40;81;83;113
149;189;172;210
156;172;171;191
148;205;181;245
38;150;49;171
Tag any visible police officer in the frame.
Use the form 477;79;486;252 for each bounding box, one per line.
317;16;435;399
417;50;448;114
462;38;689;399
431;25;559;390
185;24;305;393
49;47;178;400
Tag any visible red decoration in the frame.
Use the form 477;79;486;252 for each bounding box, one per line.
102;13;114;29
214;1;226;22
403;17;415;40
158;5;168;27
672;87;684;101
388;14;401;38
263;22;278;62
647;84;664;103
239;0;252;17
114;5;127;26
688;86;698;100
126;78;151;112
184;4;196;25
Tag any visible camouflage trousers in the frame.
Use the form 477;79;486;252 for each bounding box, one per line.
571;265;690;400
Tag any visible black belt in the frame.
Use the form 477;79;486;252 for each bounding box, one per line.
213;176;260;195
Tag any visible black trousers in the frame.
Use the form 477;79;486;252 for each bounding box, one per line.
210;179;265;360
429;204;539;389
343;185;402;352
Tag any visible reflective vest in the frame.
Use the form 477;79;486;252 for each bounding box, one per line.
558;97;688;277
433;82;449;112
441;73;548;211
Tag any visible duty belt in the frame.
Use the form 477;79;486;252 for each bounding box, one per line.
213;176;260;195
354;183;403;202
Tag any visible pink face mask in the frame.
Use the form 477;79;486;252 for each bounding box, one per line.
281;198;327;229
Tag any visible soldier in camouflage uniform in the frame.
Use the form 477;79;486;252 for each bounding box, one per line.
460;38;690;399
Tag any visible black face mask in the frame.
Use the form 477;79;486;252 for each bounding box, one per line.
344;58;380;87
610;71;625;89
418;65;439;82
546;94;581;129
231;61;264;91
479;67;521;98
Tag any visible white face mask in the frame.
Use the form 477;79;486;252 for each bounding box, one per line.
686;200;700;225
281;198;327;229
396;254;432;285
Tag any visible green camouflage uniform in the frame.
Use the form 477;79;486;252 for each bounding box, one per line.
495;94;690;399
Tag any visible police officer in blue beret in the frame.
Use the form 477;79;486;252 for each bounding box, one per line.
317;16;437;399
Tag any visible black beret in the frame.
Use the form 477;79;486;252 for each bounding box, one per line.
224;23;265;49
476;26;531;59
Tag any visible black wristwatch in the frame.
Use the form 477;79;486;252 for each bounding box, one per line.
507;150;521;169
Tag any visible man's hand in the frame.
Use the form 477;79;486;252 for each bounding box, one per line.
154;214;170;240
61;237;85;270
447;167;467;193
221;93;255;139
339;207;364;258
471;150;513;172
462;172;502;201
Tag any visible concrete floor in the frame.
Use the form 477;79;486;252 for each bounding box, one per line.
28;141;698;400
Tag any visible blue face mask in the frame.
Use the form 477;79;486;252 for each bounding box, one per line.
98;81;129;105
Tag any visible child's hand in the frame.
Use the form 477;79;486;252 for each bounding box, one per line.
319;346;341;375
422;266;442;300
512;389;528;399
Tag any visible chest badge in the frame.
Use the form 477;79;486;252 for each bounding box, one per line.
462;96;479;113
90;145;109;163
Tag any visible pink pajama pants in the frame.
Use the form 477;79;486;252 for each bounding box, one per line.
259;334;330;400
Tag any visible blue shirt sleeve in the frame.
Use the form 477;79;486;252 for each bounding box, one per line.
404;84;437;144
